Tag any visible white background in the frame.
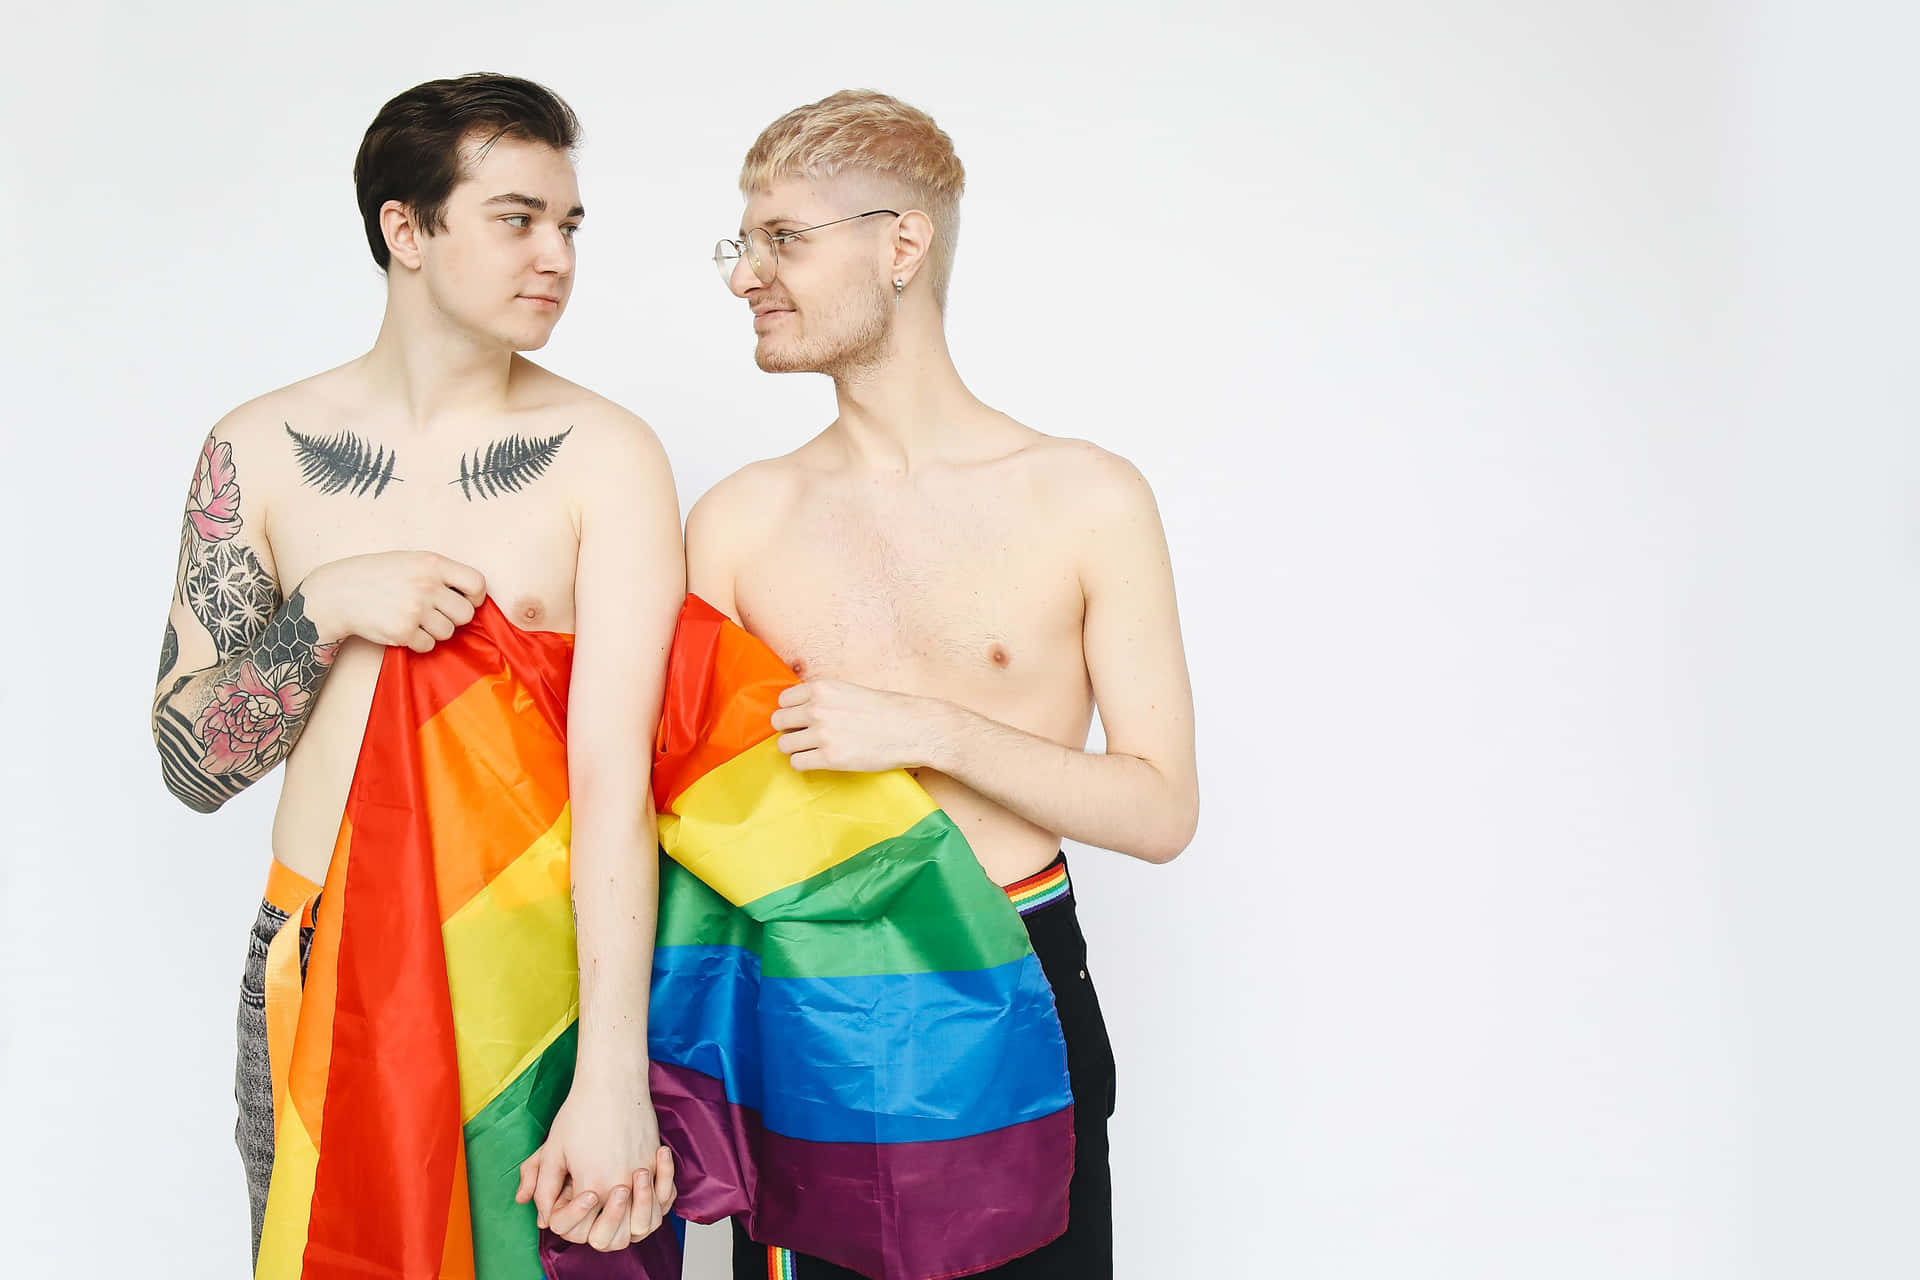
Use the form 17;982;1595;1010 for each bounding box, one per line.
3;2;1913;1277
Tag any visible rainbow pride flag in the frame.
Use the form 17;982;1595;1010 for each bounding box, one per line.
546;596;1074;1279
255;596;610;1279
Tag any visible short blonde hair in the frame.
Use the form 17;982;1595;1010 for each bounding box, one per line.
740;89;966;311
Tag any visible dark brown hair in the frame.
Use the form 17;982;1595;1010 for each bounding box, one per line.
353;73;581;270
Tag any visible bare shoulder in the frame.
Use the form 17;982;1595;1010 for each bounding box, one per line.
189;365;369;517
686;452;808;549
684;453;810;618
204;362;359;451
565;397;670;474
1014;436;1173;599
511;359;662;444
508;360;672;488
1018;432;1162;524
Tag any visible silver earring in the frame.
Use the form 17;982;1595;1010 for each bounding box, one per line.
894;279;904;300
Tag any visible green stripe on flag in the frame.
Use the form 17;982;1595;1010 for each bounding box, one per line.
655;810;1032;979
462;1020;578;1278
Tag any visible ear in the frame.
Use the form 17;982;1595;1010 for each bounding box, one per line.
889;210;935;290
381;199;425;272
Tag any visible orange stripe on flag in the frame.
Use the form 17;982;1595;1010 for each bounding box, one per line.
439;1143;476;1280
416;673;570;923
287;816;353;1142
653;595;794;809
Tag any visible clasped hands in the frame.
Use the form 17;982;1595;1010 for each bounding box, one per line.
515;1083;677;1251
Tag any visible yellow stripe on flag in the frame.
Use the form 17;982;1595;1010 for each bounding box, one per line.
254;1091;318;1280
659;737;937;907
441;804;579;1121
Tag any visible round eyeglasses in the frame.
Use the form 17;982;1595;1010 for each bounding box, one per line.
713;209;900;287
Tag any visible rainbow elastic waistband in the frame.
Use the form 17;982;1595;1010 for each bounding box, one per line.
1004;856;1072;917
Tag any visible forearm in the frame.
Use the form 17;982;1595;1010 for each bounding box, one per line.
151;585;339;812
927;702;1198;863
568;795;658;1088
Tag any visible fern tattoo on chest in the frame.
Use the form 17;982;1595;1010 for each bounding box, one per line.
286;424;402;497
283;423;573;501
451;428;573;501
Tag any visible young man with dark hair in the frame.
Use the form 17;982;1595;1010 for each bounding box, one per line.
149;73;677;1269
694;89;1199;1278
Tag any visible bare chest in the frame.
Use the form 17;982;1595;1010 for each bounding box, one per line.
735;484;1087;707
265;471;580;632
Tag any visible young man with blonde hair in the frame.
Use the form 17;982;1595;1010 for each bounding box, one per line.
693;88;1199;1279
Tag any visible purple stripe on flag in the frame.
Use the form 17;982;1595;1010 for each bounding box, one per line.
651;1059;1075;1280
540;1212;684;1279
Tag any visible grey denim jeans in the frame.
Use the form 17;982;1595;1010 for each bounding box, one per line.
234;898;312;1265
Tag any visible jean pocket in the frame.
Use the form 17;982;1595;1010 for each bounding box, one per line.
249;899;289;948
239;962;268;1008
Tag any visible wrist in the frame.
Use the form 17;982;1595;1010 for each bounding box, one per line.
292;568;347;644
918;698;966;773
572;1047;651;1094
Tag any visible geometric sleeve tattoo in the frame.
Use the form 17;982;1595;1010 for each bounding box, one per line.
154;700;246;814
154;435;340;812
157;620;179;684
156;586;341;812
183;539;278;659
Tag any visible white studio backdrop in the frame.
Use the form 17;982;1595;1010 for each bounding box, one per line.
4;1;1913;1277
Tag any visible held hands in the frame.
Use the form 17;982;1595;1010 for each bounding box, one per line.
300;551;487;652
515;1084;677;1251
771;680;952;774
509;679;947;1254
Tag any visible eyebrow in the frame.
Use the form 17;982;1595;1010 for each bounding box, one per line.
740;215;802;235
485;193;587;218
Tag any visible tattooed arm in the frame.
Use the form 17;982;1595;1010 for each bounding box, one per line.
152;430;339;813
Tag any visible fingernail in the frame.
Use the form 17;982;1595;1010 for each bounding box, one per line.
579;1192;597;1207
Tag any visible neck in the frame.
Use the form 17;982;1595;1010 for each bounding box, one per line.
829;306;983;469
358;285;517;429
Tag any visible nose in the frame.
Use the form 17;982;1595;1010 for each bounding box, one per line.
728;250;759;298
534;226;574;277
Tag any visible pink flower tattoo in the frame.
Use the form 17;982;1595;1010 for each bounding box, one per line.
187;437;243;543
195;661;311;774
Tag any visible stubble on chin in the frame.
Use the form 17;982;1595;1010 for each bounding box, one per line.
753;339;807;373
757;281;894;377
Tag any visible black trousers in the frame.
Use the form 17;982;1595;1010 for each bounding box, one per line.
732;852;1117;1279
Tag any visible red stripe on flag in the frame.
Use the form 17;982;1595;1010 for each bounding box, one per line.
304;645;463;1276
407;596;573;730
653;595;795;809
